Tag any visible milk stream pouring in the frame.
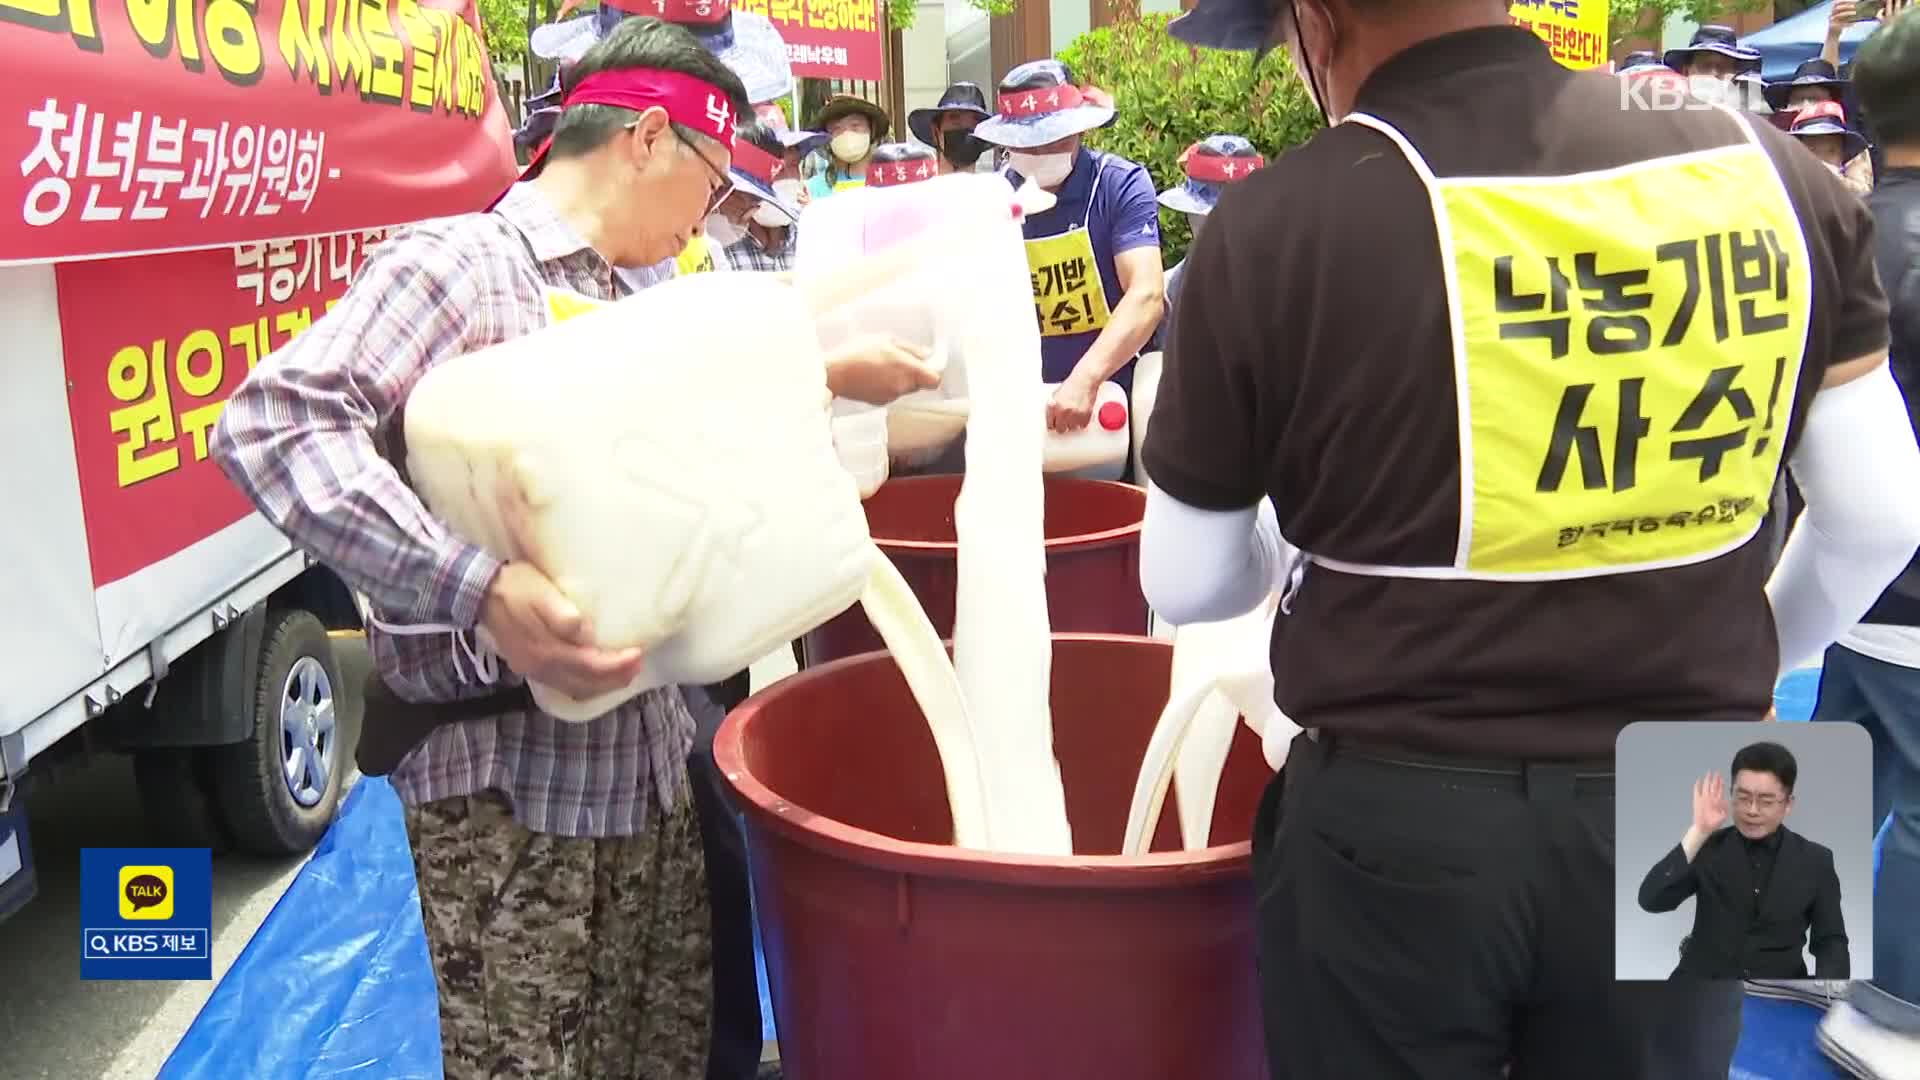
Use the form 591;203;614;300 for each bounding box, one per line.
401;273;876;721
1041;381;1130;481
797;173;1075;855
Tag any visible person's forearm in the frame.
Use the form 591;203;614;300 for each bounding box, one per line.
1822;29;1842;66
1767;362;1920;673
1140;484;1282;625
1681;826;1710;861
1070;286;1165;387
212;350;501;629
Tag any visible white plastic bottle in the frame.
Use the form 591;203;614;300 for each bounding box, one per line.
1041;381;1130;481
402;272;877;721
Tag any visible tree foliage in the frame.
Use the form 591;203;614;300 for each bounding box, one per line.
1608;0;1769;47
1057;13;1321;264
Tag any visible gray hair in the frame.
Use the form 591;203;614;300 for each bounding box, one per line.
548;16;752;161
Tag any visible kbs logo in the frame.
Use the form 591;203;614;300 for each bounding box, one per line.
118;864;174;920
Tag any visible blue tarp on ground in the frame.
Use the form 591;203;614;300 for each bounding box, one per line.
1742;1;1882;79
159;670;1877;1079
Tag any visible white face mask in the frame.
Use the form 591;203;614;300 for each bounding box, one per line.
771;177;805;204
703;212;744;248
751;201;789;228
1687;74;1734;105
830;130;871;163
1008;150;1074;188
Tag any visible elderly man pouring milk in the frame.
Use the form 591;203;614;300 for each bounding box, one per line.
211;19;937;1080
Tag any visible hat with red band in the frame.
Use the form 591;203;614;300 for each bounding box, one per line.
499;67;741;206
1157;134;1263;216
529;0;793;105
972;59;1117;150
865;142;939;187
1786;99;1868;161
726;133;801;221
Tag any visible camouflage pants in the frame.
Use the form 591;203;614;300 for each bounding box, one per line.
404;787;713;1080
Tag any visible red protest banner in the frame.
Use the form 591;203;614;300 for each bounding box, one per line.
55;230;389;586
735;0;882;81
1;0;517;265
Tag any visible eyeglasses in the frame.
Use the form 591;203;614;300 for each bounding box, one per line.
668;124;733;217
1733;792;1784;811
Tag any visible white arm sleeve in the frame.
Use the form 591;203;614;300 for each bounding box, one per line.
1140;481;1283;625
1768;361;1920;675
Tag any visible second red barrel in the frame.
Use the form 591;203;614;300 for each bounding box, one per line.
801;474;1149;666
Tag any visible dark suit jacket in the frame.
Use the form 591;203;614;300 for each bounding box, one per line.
1637;825;1848;980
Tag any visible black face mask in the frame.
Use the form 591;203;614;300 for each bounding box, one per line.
942;129;989;167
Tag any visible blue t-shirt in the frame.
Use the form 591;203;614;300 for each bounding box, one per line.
1006;148;1162;390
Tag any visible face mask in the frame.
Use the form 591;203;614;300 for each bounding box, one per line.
751;201;790;228
942;129;988;167
1687;74;1733;105
704;212;744;248
830;130;871;163
1008;151;1074;187
772;177;805;204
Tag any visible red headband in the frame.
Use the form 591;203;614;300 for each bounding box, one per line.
997;84;1085;119
866;156;937;187
1183;149;1263;183
502;69;740;206
732;140;783;186
605;0;730;23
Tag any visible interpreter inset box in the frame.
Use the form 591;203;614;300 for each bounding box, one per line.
1614;720;1874;982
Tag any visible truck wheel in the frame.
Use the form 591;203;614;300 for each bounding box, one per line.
210;609;345;856
132;749;233;853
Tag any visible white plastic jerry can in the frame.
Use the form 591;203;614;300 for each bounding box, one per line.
1041;380;1130;481
1130;350;1164;488
402;272;877;722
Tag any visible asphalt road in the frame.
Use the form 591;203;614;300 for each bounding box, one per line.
0;635;371;1080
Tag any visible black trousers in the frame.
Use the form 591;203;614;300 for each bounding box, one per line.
1254;732;1745;1080
686;683;763;1080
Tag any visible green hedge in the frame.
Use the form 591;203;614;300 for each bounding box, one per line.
1058;14;1321;265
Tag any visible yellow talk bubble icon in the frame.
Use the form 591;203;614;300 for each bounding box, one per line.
119;865;174;920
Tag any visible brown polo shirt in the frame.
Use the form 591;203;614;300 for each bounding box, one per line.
1141;27;1888;759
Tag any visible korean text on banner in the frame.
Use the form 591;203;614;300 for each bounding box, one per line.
1510;0;1607;70
735;0;882;81
1;0;517;265
57;229;392;588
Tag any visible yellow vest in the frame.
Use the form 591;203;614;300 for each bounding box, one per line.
1306;108;1813;581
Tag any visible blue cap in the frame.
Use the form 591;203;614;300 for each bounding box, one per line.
1167;0;1273;51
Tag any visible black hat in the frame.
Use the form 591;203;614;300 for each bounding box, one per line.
1662;25;1761;74
1762;58;1850;111
907;83;992;148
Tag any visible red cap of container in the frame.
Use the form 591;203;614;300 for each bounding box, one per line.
1097;401;1127;432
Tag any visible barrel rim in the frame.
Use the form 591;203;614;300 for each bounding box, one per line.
714;633;1258;888
866;476;1146;555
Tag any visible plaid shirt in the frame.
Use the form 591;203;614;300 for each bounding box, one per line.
211;183;694;839
721;223;796;272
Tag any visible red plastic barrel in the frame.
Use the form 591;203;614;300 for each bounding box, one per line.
801;475;1148;666
715;634;1272;1080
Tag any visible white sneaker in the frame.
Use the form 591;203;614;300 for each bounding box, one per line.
1818;1000;1920;1080
1745;978;1850;1008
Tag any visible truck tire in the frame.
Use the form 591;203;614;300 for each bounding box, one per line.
209;608;346;856
132;748;233;853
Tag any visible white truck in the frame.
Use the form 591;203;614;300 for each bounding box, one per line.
0;0;518;920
